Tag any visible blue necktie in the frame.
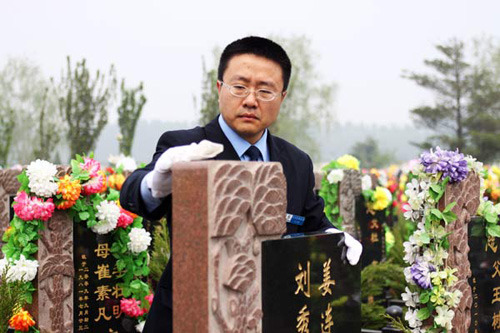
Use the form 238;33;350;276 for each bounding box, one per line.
244;146;262;161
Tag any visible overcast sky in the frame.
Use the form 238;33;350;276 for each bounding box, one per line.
1;0;499;126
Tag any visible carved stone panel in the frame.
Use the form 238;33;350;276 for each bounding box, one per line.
35;210;74;333
438;173;481;333
172;161;287;333
338;169;362;239
0;168;22;258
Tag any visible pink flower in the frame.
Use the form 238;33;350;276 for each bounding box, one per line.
120;294;154;318
82;174;104;195
80;158;101;177
116;210;133;228
13;191;55;222
120;298;146;317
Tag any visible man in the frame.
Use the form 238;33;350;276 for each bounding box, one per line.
120;36;361;332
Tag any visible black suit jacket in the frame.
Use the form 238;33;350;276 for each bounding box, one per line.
120;116;332;332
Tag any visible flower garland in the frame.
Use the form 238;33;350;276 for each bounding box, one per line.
319;154;360;229
1;155;153;331
401;147;481;332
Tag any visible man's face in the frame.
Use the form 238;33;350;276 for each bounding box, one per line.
217;53;287;144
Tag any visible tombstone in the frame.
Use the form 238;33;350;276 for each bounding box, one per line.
0;166;132;333
338;170;362;240
0;168;22;258
171;161;360;332
468;216;500;332
262;232;361;332
171;161;286;332
437;173;481;332
356;201;385;268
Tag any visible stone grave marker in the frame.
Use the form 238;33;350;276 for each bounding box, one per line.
468;217;500;333
261;232;361;333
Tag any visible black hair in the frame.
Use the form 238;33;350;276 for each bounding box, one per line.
217;36;292;91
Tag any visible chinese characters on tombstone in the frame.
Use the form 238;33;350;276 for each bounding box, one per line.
469;217;500;333
74;223;134;333
262;233;360;333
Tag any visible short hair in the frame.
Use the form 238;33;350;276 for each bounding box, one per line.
218;36;292;91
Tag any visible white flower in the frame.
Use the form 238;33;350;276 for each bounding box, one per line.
403;241;417;264
404;267;415;285
92;201;120;234
109;154;138;172
445;289;462;308
435;305;454;330
465;155;483;175
401;287;420;307
9;255;39;282
327;169;344;184
128;228;152;254
26;159;58;197
135;321;145;332
404;308;422;328
361;175;372;191
378;171;388;187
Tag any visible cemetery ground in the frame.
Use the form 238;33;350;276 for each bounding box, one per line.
0;149;499;332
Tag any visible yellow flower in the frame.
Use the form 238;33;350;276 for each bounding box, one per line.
369;186;392;211
492;165;500;177
9;309;36;332
337;154;360;170
430;286;446;306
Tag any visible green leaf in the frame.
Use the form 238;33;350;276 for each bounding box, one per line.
420;233;431;244
430;209;444;221
487;225;500;238
420;291;430;304
417;307;431;321
106;188;120;201
443;202;456;213
79;211;90;220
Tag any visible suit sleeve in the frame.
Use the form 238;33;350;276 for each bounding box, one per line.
300;155;335;233
119;132;174;220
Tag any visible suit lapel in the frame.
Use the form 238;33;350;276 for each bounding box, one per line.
204;116;240;161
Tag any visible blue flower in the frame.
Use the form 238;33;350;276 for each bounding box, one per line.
410;259;435;289
420;147;468;183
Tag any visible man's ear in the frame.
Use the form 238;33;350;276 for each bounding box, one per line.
216;80;222;94
281;91;287;102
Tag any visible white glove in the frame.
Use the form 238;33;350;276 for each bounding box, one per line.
325;228;363;266
145;140;224;198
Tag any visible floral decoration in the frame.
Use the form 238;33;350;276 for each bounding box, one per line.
1;154;152;330
319;155;361;229
400;147;479;332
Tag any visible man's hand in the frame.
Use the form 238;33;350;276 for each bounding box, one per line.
325;228;363;266
145;140;224;198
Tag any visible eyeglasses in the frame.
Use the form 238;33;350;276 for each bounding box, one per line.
219;81;283;102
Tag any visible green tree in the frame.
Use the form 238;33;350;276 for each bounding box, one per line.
197;36;336;160
198;48;221;125
350;136;396;169
404;39;470;151
0;57;62;165
0;107;14;167
55;57;117;158
117;79;146;156
466;38;500;161
404;38;500;162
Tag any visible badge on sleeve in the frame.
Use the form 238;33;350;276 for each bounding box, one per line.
286;213;305;226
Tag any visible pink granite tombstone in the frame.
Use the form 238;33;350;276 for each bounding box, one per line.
171;161;287;332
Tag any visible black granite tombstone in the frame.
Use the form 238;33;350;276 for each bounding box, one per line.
74;223;136;333
262;232;361;333
469;216;500;333
356;197;385;268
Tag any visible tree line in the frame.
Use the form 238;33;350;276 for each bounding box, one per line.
0;57;146;166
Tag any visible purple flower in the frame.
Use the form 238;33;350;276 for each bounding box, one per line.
410;260;435;289
420;147;468;183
